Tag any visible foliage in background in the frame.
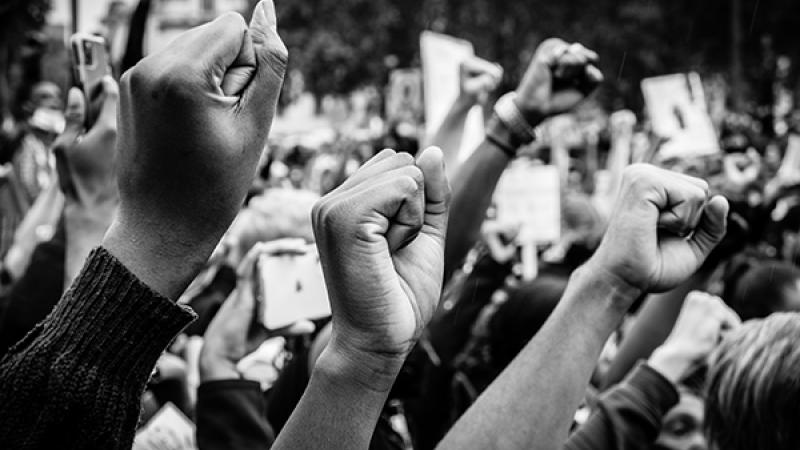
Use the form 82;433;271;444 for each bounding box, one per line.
269;0;800;111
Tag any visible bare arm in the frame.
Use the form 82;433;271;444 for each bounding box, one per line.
439;165;729;449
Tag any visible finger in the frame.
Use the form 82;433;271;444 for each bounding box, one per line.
283;320;317;336
221;29;256;96
61;87;85;141
339;151;414;191
241;0;288;111
658;192;708;236
538;38;570;66
584;64;604;86
416;146;451;239
172;12;250;90
687;195;729;262
93;76;119;132
346;164;425;252
462;57;503;81
358;148;396;171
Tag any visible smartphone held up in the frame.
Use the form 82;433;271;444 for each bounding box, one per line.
69;33;111;127
253;241;332;331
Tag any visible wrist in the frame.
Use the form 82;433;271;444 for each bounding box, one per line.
102;216;217;299
199;353;240;382
314;335;406;394
512;93;547;126
573;261;645;313
649;345;694;384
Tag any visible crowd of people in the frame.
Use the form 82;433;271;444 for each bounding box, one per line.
2;1;800;449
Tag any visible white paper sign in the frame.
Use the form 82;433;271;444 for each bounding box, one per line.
133;403;196;450
641;73;719;159
420;31;484;162
494;163;561;243
386;69;424;125
257;246;331;330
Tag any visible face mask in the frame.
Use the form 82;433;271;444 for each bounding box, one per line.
29;108;66;134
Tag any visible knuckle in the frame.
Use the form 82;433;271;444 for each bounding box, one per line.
622;164;653;190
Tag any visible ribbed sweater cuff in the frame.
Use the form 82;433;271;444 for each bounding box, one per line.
626;361;680;414
43;247;196;380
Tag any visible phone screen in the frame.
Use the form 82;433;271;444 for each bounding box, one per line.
255;246;331;330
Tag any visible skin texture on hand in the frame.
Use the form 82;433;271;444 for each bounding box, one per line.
102;0;288;299
272;147;450;450
312;147;451;371
589;164;729;297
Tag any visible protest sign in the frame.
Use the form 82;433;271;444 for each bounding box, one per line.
256;245;331;330
386;69;423;126
494;162;561;245
133;403;196;450
420;31;484;161
641;73;719;159
778;134;800;180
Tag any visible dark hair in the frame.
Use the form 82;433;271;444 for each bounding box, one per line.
724;260;800;321
705;313;800;450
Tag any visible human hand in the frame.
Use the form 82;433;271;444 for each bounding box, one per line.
103;0;288;298
649;291;740;383
54;76;119;207
514;38;603;124
311;147;450;387
481;219;519;264
586;164;729;297
459;57;503;105
199;240;315;382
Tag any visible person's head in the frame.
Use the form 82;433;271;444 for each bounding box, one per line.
725;260;800;321
705;313;800;450
655;386;707;450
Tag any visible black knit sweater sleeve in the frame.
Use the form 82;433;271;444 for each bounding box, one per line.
0;247;196;450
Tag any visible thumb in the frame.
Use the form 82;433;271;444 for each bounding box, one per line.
416;146;451;241
62;87;85;141
687;195;728;262
243;0;288;111
93;76;119;132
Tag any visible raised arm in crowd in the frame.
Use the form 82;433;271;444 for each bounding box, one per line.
3;1;800;450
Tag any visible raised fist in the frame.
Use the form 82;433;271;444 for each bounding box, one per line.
104;0;288;297
650;291;740;382
312;147;451;361
514;38;603;122
459;57;503;105
587;164;729;294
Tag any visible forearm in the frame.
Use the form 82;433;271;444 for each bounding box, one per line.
102;216;219;300
601;269;709;390
439;264;640;450
272;341;402;449
443;139;512;281
428;96;474;180
3;182;63;280
0;247;195;448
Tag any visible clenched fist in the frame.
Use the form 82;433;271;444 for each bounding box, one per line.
104;0;288;298
514;38;603;123
312;147;451;366
587;164;729;295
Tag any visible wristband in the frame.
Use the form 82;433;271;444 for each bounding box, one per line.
494;92;541;145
